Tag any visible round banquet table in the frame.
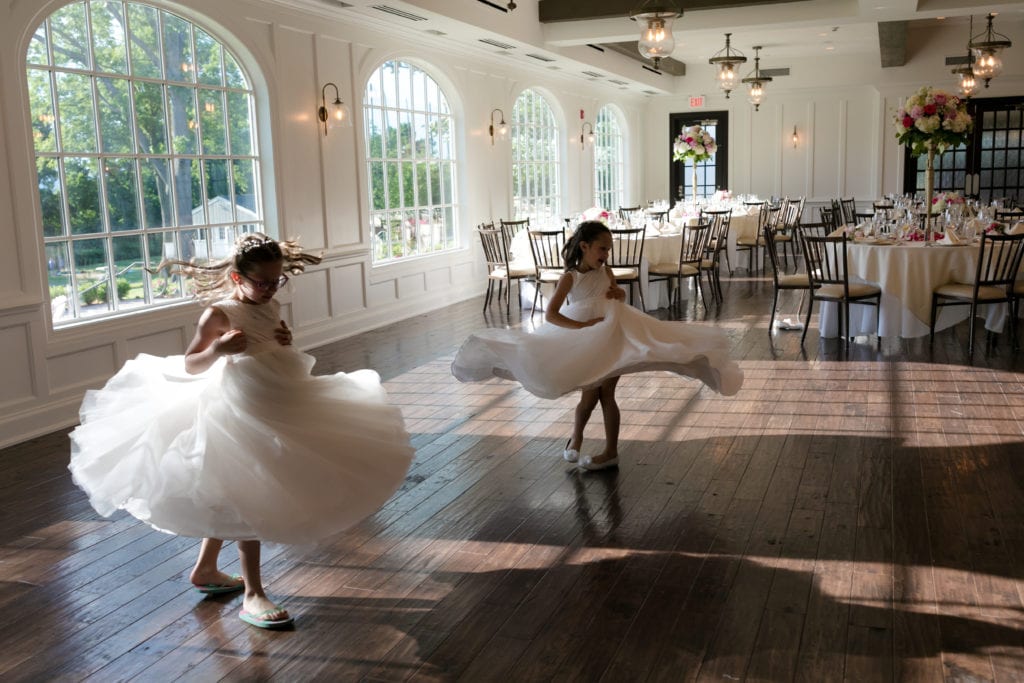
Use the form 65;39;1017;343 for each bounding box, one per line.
818;239;1014;339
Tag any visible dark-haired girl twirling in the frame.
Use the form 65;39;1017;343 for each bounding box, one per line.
452;220;742;470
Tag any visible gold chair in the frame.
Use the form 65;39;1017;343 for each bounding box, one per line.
527;229;566;317
763;222;810;335
700;209;732;302
618;206;644;227
799;230;881;348
477;224;534;315
736;201;780;276
930;233;1024;358
608;227;646;309
648;219;712;311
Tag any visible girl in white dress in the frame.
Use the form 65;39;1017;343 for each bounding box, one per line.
69;234;414;629
452;221;743;470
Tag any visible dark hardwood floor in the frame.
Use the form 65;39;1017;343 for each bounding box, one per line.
2;271;1024;681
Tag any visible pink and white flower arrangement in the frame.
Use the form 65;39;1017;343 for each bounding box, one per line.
673;125;717;163
893;86;973;156
931;191;965;212
581;207;611;223
713;189;732;201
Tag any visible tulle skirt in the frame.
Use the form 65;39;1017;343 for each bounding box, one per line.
452;297;743;399
69;348;414;544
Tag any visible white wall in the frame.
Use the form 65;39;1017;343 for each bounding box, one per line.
0;3;1021;447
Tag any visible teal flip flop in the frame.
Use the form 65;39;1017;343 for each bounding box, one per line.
239;606;294;629
193;574;244;594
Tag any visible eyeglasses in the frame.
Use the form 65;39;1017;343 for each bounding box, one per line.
238;272;289;291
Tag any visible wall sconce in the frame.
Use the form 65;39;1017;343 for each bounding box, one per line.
791;125;799;148
580;121;595;149
489;108;508;145
318;82;352;136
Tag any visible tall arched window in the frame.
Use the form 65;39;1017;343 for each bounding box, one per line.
512;89;560;222
364;60;457;263
594;105;625;211
27;1;262;325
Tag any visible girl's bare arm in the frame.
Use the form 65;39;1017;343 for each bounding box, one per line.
184;307;247;374
545;273;604;329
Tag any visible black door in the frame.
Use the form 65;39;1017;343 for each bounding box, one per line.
669;111;729;202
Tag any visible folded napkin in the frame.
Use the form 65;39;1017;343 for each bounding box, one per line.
938;228;962;244
827;227;846;238
1009;221;1024;235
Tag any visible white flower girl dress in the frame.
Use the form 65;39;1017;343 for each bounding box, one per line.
452;268;743;399
69;298;414;544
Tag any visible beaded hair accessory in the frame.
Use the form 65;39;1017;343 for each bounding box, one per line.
237;237;275;255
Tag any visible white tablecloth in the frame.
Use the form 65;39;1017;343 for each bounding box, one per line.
818;240;1013;338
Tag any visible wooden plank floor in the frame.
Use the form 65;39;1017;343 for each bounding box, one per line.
3;272;1024;681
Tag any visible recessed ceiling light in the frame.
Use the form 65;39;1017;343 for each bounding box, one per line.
818;32;828;37
824;42;835;51
937;16;946;20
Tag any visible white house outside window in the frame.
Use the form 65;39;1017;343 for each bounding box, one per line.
363;60;457;263
27;0;262;324
512;89;560;223
594;105;625;211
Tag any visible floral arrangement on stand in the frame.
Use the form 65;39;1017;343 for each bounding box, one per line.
892;87;972;241
581;207;611;224
712;189;732;202
673;125;717;208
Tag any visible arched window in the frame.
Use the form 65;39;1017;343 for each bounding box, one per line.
363;60;457;263
594;105;625;211
27;1;262;325
512;89;560;222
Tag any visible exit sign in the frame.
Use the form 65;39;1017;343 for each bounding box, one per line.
689;95;706;108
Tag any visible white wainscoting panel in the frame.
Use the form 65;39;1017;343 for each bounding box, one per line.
125;328;188;360
291;268;331;326
331;262;366;316
48;344;117;393
0;323;34;405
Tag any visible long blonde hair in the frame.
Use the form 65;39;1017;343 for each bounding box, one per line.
151;232;321;305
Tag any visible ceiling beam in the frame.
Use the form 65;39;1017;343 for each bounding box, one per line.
877;20;907;68
538;0;807;23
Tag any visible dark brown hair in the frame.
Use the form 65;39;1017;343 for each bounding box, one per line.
562;220;611;271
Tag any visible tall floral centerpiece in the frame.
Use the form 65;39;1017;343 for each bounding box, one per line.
673;125;717;209
893;87;972;241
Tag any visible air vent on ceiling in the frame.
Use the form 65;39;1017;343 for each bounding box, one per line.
547;65;561;71
477;0;510;11
608;79;628;86
642;89;659;95
582;70;605;78
480;37;516;50
587;44;605;53
761;67;790;77
642;65;662;75
945;55;970;65
317;0;353;6
371;5;427;21
526;53;555;62
424;29;447;36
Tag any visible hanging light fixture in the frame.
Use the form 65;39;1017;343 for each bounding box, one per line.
742;46;772;112
953;16;978;99
629;0;681;69
708;33;747;99
969;12;1012;88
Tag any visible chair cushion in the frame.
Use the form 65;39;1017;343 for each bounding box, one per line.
537;270;563;283
490;266;534;279
816;283;880;299
777;273;810;288
649;263;699;276
611;267;639;280
1015;281;1024;295
935;283;1008;301
701;259;715;269
774;234;793;242
736;237;764;246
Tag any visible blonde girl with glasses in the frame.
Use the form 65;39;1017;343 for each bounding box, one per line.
69;233;414;630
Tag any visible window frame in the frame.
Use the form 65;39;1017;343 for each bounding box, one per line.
362;59;459;265
511;88;561;223
26;0;263;327
594;105;626;211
